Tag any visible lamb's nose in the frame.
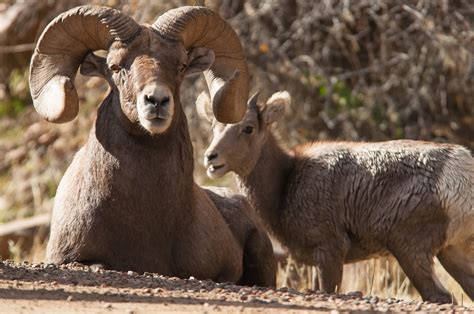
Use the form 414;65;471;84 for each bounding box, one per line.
144;95;170;108
206;152;218;161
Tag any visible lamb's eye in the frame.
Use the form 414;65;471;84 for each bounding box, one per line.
243;126;254;134
109;64;121;73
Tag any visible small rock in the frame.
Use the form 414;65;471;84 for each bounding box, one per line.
369;296;379;304
127;270;136;276
103;303;112;309
347;291;363;299
66;295;74;302
239;295;248;301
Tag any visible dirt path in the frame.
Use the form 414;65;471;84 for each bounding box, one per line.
0;261;471;313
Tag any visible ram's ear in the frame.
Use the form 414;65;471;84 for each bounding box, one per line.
80;53;110;81
196;91;213;122
185;47;215;76
261;91;290;125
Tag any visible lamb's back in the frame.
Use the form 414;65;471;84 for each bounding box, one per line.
282;140;472;251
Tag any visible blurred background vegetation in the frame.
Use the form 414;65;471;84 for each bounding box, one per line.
0;0;473;305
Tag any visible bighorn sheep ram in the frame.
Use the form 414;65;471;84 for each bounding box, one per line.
29;5;276;286
199;91;474;303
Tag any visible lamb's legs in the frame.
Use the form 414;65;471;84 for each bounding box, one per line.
392;249;452;304
313;247;344;293
438;239;474;301
238;228;277;287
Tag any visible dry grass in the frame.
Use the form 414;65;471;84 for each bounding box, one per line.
276;255;472;305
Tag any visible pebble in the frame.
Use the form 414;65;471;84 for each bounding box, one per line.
0;261;462;312
347;291;363;299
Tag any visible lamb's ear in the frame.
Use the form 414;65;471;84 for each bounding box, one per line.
261;91;290;124
80;53;110;80
185;47;215;76
196;91;213;122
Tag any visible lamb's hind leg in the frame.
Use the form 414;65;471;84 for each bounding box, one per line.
391;248;452;303
437;237;474;301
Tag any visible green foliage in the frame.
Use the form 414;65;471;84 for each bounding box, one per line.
0;68;31;118
332;80;361;110
0;97;27;118
302;73;362;115
46;178;58;199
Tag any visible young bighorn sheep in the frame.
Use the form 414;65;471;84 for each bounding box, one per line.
29;5;276;286
199;91;474;303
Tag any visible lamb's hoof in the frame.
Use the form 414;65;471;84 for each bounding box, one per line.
426;294;456;305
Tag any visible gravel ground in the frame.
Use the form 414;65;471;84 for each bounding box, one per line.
0;261;472;313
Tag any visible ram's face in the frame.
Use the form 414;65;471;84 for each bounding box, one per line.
106;30;188;135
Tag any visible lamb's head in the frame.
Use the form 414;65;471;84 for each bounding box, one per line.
200;91;290;178
29;5;249;135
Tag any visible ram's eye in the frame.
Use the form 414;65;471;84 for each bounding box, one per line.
179;64;187;74
109;64;121;73
242;126;254;134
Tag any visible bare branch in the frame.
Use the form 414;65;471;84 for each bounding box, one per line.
0;43;35;54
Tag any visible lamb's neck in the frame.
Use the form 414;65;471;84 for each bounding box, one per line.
238;134;294;235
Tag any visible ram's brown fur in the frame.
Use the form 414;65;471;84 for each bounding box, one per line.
30;5;275;286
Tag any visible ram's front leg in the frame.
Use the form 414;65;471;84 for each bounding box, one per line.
313;246;345;293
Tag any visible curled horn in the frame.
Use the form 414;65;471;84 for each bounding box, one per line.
152;6;249;123
29;5;140;123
